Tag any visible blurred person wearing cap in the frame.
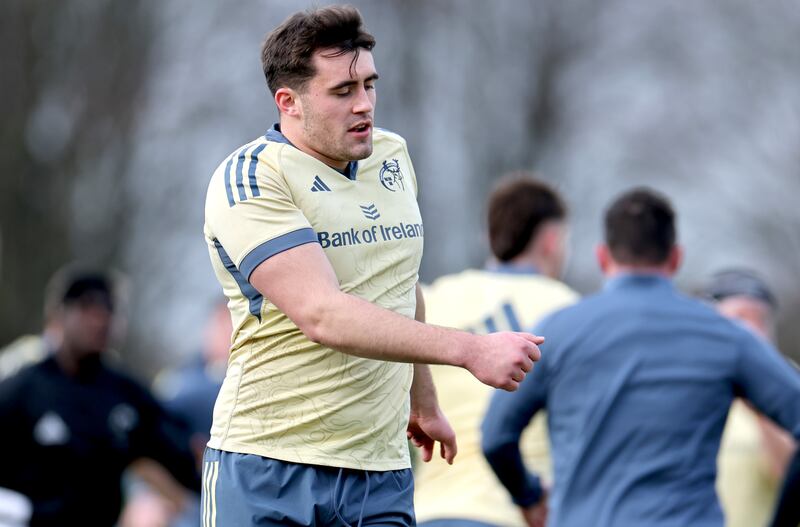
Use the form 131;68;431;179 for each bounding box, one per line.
482;188;800;527
413;175;578;527
0;265;200;527
705;269;797;527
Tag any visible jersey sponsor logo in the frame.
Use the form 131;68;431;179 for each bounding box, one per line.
379;159;405;192
33;411;70;446
360;203;380;220
310;175;332;192
317;221;424;248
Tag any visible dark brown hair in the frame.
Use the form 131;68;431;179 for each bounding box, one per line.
261;5;375;95
488;175;566;262
604;187;676;265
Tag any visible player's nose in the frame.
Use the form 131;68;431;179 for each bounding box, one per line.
352;86;374;114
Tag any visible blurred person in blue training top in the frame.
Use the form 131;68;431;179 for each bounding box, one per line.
201;6;544;526
157;301;231;463
0;265;200;527
414;175;578;527
704;269;797;527
481;188;800;527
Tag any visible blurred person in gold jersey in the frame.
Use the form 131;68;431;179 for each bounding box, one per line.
414;175;578;527
704;269;797;527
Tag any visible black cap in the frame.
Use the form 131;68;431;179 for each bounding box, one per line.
45;267;115;317
703;268;777;309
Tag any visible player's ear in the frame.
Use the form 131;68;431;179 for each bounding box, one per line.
666;245;683;274
275;87;302;118
542;222;563;256
596;244;612;274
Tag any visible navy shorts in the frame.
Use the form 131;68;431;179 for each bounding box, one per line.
201;447;416;526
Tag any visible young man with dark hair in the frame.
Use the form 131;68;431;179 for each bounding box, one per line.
0;266;200;527
202;6;543;525
481;188;800;527
414;175;578;527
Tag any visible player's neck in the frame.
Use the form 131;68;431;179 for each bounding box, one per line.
507;252;560;280
278;120;349;170
54;345;102;377
54;347;81;376
604;264;674;279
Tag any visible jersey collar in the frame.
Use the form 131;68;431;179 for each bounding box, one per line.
603;273;674;292
266;123;359;181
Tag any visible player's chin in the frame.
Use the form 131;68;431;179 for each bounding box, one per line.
348;143;373;161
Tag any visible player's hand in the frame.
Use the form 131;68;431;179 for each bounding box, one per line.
464;332;544;391
407;407;457;464
520;489;548;527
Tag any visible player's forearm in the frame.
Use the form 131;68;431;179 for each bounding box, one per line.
410;364;439;415
303;289;470;367
297;288;542;391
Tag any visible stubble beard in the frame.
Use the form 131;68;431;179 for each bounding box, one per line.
302;109;372;165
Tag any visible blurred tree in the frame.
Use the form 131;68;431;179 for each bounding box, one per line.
0;1;156;350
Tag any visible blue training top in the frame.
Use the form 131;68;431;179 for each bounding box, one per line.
482;274;800;527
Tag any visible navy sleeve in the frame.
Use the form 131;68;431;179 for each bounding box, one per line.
481;327;550;507
734;329;800;439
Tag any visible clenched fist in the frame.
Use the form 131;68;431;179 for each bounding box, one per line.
463;332;545;391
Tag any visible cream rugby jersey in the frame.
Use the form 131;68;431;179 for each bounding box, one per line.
203;125;421;470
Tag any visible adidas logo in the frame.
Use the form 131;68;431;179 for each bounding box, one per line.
360;203;380;220
310;175;331;192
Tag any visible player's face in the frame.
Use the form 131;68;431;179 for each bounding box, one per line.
61;298;113;356
717;296;773;340
717;296;772;338
296;49;378;169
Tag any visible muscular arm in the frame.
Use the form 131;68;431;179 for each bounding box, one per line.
250;243;542;391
